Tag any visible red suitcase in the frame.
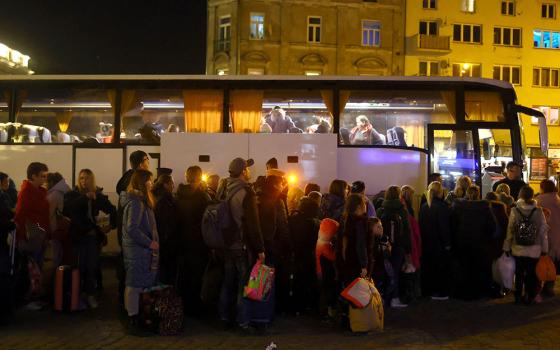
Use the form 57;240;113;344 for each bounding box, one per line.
54;265;80;312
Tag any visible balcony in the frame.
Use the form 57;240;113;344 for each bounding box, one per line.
416;34;450;51
214;39;231;54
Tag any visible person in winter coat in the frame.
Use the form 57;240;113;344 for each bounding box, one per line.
339;194;370;285
493;161;526;200
46;173;70;234
536;180;560;296
315;218;339;319
445;175;472;205
320;179;348;222
0;172;17;210
377;186;412;308
485;192;509;262
419;181;451;300
495;183;515;211
451;185;496;300
176;166;211;315
401;185;422;272
350;181;376;218
64;169;116;309
120;169;159;334
288;196;321;313
503;185;548;305
152;174;179;286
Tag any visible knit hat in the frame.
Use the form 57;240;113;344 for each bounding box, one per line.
228;157;254;177
318;218;339;241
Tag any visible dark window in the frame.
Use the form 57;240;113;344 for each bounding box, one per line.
463;25;472;42
473;26;481;43
493;66;501;80
513;28;521;46
453;24;461;41
494;27;501;44
503;28;511;45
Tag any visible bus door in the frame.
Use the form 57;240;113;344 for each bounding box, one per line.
427;125;480;192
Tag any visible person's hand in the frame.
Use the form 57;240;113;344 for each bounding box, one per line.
360;268;367;278
149;241;159;250
258;252;265;262
86;192;96;200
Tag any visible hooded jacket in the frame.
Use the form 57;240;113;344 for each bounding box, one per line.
503;199;549;259
120;191;159;288
64;187;117;241
47;179;71;232
536;192;560;259
14;180;50;242
320;193;345;223
419;197;451;256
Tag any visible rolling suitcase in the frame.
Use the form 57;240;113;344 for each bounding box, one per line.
54;265;80;312
246;280;276;325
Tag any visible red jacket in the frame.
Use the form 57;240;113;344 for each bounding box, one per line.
14;180;50;242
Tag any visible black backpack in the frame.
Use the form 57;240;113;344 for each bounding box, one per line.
381;211;403;246
514;207;538;246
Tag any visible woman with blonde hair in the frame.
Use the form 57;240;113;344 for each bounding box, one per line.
445;176;472;204
495;183;515;209
63;168;116;309
419;181;451;299
120;169;159;334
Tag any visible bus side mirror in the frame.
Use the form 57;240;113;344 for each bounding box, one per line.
511;105;549;154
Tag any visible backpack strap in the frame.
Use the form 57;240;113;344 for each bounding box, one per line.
527;207;537;220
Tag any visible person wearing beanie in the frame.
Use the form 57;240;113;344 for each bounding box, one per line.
351;180;376;218
316;218;339;319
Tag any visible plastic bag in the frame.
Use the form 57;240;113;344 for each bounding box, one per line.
492;253;515;289
244;260;275;301
348;283;384;332
341;278;376;308
536;255;557;282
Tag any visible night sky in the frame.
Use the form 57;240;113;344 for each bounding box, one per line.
0;0;207;74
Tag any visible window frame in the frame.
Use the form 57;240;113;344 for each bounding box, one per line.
501;0;515;16
533;67;560;88
419;20;438;35
218;15;231;42
419;60;440;76
493;26;522;47
533;29;560;49
422;0;437;9
493;65;521;85
542;3;556;19
452;62;482;77
461;0;476;13
362;20;381;47
452;23;482;44
307;16;322;43
249;13;265;40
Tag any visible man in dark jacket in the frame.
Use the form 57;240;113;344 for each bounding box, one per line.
115;150;149;306
218;158;265;333
492;161;526;200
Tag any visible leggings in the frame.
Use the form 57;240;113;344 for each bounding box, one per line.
124;287;143;316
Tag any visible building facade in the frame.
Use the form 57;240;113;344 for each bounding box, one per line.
0;42;33;74
404;0;560;149
206;0;405;76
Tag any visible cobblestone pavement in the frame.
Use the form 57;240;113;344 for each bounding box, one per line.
1;268;559;350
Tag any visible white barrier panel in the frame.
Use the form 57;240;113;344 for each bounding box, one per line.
0;145;73;188
161;133;249;185
248;134;337;191
337;147;428;195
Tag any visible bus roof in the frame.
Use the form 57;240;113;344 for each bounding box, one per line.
0;74;514;89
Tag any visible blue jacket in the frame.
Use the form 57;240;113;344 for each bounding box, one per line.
120;191;159;288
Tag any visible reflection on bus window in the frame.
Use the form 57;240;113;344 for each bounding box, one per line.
479;128;513;195
230;89;332;134
121;90;185;144
340;90;456;148
14;89;114;144
0;94;8;143
464;91;505;122
432;129;477;190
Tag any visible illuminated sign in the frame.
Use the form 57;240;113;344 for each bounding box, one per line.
0;41;32;73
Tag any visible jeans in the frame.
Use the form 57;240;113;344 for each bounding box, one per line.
385;246;405;302
77;234;99;296
219;249;250;326
514;256;538;302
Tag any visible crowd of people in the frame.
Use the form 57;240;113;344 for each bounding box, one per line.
1;154;559;336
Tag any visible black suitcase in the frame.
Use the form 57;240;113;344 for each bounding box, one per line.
246;280;276;325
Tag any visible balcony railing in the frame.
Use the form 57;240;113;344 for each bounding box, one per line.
214;39;231;53
417;34;450;51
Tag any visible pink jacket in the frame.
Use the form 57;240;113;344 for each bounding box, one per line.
537;193;560;260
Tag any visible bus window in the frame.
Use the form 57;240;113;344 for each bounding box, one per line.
15;89;114;144
241;90;331;134
464;91;505;122
339;90;456;148
479;128;513;196
122;90;187;144
0;93;7;143
432;129;477;191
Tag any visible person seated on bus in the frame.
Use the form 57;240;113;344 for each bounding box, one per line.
167;124;180;133
265;106;296;133
492;161;526;200
349;115;385;145
307;116;332;134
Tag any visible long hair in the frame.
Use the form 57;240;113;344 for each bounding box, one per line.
127;169;155;208
454;176;472;198
152;174;173;199
495;183;511;196
47;172;63;190
427;181;444;207
385;185;401;201
343;193;365;221
401;185;415;204
329;179;348;199
77;169;96;193
465;185;480;201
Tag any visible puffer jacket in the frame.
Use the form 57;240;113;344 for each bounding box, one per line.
320;193;345;223
176;183;211;253
451;199;495;249
47;179;70;232
120;191;159;288
503;199;548;259
64;187;117;241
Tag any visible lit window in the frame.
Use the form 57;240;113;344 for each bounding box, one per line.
250;13;265;40
247;68;264;75
461;0;475;12
493;27;521;46
542;4;556;19
423;0;436;9
419;61;440;76
452;63;481;77
308;16;322;43
533;67;560;87
493;65;521;85
452;24;482;43
362;20;381;47
534;30;560;48
501;1;515;15
419;21;438;35
305;70;322;76
217;16;231;51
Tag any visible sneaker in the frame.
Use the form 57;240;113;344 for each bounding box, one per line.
431;294;449;301
390;298;408;308
87;296;99;309
24;301;43;311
